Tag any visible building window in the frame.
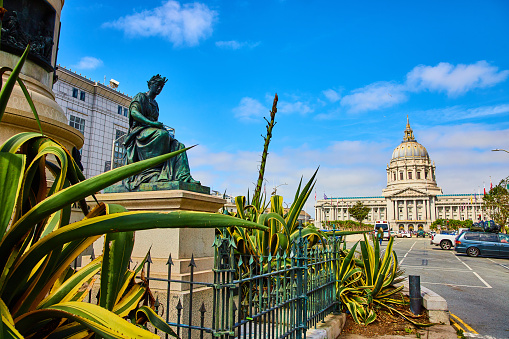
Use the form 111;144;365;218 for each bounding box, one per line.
69;115;85;134
80;91;86;101
112;129;127;169
393;172;396;181
118;105;122;115
416;171;421;179
123;108;128;117
72;88;78;98
425;171;428;179
104;161;111;172
408;172;412;179
399;172;403;180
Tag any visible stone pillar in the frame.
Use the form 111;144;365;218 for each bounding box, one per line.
86;190;225;337
0;0;84;151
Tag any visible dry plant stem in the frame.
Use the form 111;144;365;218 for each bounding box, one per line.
252;93;278;207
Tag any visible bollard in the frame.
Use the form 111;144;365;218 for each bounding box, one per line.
409;275;422;315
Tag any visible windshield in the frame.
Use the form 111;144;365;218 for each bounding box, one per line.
375;223;388;231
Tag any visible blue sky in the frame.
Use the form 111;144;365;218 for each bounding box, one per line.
58;0;509;215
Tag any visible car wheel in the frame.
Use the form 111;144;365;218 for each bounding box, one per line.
466;247;480;257
440;240;452;250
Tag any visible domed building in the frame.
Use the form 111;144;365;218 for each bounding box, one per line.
315;118;485;231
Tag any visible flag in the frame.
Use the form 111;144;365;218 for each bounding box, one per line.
474;193;477;203
490;177;493;191
470;195;473;204
324;193;328;200
483;183;486;195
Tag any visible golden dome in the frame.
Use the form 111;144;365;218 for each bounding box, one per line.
392;141;429;159
391;116;429;159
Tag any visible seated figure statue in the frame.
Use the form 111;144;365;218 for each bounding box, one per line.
123;74;198;190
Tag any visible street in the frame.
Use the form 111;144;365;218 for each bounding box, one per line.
347;236;509;339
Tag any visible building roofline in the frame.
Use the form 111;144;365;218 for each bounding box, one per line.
56;66;132;101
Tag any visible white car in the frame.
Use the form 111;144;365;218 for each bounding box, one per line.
397;231;412;238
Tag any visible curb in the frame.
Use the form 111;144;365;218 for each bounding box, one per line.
393;280;450;325
306;313;347;339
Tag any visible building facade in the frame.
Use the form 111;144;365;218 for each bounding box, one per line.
53;67;131;179
315;118;485;231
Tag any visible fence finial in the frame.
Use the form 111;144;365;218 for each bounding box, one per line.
189;254;196;268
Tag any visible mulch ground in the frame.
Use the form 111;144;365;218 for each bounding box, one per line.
340;302;431;337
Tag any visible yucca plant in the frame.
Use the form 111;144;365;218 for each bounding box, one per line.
0;45;266;338
336;235;431;327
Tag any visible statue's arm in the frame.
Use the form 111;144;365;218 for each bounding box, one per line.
130;101;163;128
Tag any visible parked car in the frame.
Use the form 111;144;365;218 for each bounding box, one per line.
397;231;411;238
416;230;426;238
431;232;457;249
455;231;509;257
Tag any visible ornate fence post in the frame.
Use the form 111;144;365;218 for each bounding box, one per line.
296;221;308;338
212;228;236;338
332;225;341;314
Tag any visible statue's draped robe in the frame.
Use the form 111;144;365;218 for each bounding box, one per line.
123;92;196;190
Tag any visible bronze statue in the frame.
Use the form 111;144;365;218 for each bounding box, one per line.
123;74;199;190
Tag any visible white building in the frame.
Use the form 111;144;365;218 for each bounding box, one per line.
53;66;131;179
315;118;485;231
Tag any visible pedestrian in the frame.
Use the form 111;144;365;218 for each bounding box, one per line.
377;227;383;246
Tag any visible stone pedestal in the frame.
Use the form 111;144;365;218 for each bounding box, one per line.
87;190;225;338
87;190;224;286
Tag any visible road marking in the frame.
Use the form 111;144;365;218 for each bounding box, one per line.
473;271;492;288
487;258;509;271
499;263;509;270
450;313;478;334
399;241;417;265
453;252;472;270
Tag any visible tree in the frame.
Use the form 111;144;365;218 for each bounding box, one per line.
349;201;370;225
483;184;509;232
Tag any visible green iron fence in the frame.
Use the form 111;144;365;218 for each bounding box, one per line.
144;226;342;338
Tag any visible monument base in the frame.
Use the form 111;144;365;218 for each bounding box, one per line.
104;181;210;195
84;189;225;338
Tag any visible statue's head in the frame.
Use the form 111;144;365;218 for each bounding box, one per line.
147;74;168;89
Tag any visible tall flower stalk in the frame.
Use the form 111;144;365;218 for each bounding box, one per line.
252;93;278;209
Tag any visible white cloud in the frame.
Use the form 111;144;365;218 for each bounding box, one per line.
327;61;508;114
322;89;341;103
406;61;509;96
103;1;217;46
215;40;260;50
232;97;267;121
73;57;103;70
340;82;407;113
278;100;313;115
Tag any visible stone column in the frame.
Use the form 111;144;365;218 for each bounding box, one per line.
86;190;225;337
0;0;84;151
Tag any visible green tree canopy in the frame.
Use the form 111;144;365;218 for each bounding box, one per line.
348;201;370;224
483;184;509;232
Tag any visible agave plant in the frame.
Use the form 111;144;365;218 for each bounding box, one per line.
0;45;265;338
336;234;431;327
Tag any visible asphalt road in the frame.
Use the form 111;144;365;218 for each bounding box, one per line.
374;237;509;339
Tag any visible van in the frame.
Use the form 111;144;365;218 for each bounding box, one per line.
374;221;390;240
